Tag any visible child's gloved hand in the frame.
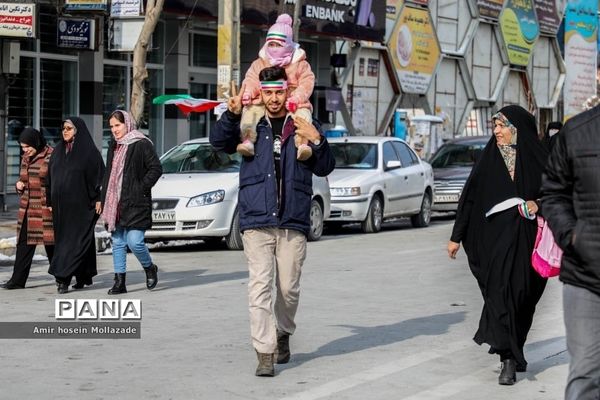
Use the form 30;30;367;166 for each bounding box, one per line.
241;92;251;106
285;96;298;113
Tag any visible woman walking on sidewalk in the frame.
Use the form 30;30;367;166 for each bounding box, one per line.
100;110;162;295
2;128;54;290
447;105;549;385
47;117;105;294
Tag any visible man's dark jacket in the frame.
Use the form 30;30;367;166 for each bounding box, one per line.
540;105;600;295
101;139;163;230
210;110;335;236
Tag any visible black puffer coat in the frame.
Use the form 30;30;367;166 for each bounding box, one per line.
101;138;162;230
541;105;600;296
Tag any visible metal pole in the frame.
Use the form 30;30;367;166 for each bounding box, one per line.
217;0;240;101
292;0;302;42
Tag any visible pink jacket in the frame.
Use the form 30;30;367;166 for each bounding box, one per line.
241;47;314;111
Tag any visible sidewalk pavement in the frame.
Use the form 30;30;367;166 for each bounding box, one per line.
0;209;18;234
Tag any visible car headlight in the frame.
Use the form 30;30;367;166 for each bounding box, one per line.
330;187;361;196
187;190;225;207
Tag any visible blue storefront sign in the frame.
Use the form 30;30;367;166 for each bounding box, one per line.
57;18;96;50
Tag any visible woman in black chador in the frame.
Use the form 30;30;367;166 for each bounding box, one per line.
447;105;549;385
47;117;105;294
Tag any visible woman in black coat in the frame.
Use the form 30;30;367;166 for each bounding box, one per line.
100;110;162;295
447;105;549;385
48;117;105;294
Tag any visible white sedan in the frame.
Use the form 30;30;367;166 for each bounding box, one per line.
145;138;331;249
325;136;434;233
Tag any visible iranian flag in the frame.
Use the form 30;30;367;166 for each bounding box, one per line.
152;94;223;115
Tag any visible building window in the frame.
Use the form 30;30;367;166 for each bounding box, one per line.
6;58;34;192
5;57;77;192
189;83;217;138
40;59;78;143
144;68;165;154
102;64;128;159
102;65;165;155
190;33;217;68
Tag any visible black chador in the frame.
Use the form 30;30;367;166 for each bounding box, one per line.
451;105;549;369
48;117;105;287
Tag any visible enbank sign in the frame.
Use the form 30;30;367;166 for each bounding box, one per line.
55;299;142;320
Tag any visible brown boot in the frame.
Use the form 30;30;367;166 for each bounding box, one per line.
275;331;290;364
296;144;312;161
255;351;274;377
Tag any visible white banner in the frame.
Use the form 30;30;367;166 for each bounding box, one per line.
0;3;35;38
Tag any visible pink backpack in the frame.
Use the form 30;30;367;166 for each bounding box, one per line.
531;216;562;278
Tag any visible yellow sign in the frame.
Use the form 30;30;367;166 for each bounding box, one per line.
388;5;441;94
499;0;539;66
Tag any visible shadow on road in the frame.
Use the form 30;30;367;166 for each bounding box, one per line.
522;336;568;380
286;311;466;368
6;267;249;292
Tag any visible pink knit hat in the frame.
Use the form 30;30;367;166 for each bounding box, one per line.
266;14;293;46
263;14;297;67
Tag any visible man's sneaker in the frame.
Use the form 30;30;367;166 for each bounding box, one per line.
276;332;290;364
255;351;274;377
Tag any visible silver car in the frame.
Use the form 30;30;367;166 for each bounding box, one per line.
145;138;331;249
430;136;489;212
325;136;434;233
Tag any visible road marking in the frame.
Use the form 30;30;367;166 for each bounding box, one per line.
399;336;566;400
279;340;472;400
280;336;566;400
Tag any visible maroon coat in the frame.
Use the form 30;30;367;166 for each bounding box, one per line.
16;145;54;245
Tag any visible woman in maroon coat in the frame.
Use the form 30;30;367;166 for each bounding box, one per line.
1;128;54;289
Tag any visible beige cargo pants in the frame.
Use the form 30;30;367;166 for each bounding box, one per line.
242;227;307;354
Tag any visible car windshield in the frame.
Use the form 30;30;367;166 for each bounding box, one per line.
430;142;486;168
330;143;378;169
160;143;241;173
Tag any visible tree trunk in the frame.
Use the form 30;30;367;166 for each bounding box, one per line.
130;0;165;125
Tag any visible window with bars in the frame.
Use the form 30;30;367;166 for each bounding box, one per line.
5;57;77;192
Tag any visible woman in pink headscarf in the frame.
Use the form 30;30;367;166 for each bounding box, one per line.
100;110;162;295
236;13;316;161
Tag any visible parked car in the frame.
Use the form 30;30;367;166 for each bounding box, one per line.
145;138;331;249
325;136;434;233
429;136;489;212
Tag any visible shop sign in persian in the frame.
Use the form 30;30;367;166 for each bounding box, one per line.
110;0;142;17
477;0;505;20
241;0;386;43
64;0;107;11
499;0;539;66
534;0;564;34
0;2;35;38
388;6;441;94
57;18;96;50
563;0;598;119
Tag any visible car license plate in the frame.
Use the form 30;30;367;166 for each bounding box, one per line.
152;210;176;221
435;194;459;203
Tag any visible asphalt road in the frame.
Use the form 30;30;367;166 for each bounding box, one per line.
0;217;567;400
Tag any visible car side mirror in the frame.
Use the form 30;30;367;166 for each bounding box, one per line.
385;160;402;170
